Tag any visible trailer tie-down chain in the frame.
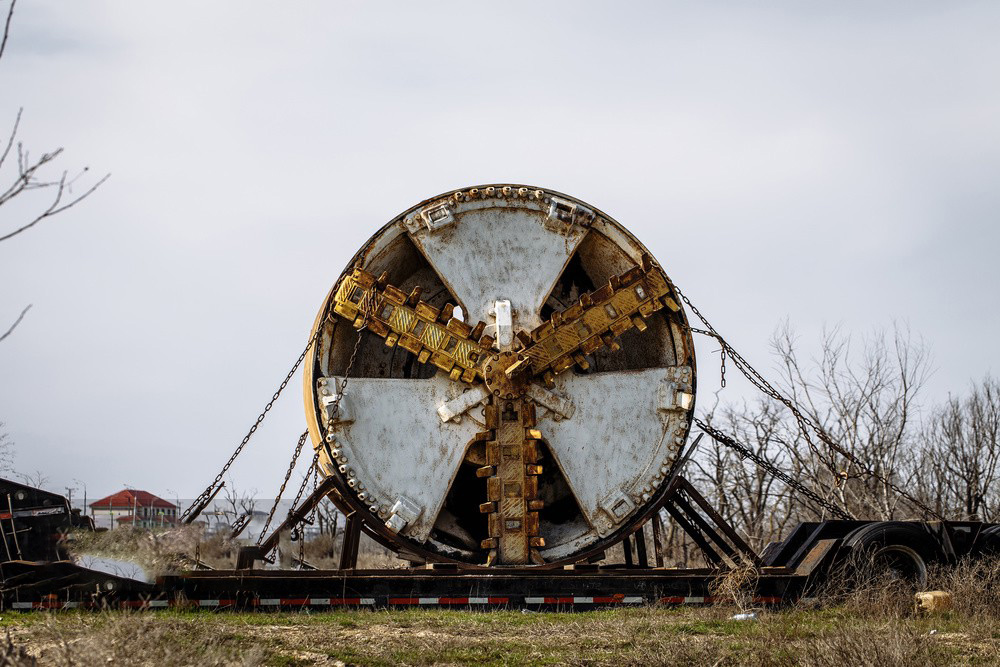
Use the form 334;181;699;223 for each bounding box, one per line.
257;430;309;546
180;324;325;524
256;295;371;558
695;418;852;521
181;276;376;529
675;282;942;520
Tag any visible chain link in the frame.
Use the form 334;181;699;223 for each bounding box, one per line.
288;452;320;528
181;280;380;526
180;325;325;524
695;417;852;520
257;430;309;545
673;281;942;520
256;292;374;558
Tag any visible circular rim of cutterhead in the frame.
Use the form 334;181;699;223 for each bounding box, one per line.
303;183;696;568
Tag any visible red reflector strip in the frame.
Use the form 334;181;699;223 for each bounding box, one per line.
388;597;420;605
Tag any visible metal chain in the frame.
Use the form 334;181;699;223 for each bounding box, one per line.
288;452;320;527
293;458;321;567
180;325;325;524
695;417;852;520
257;290;374;557
305;461;320;532
257;430;309;545
673;281;942;520
720;347;727;388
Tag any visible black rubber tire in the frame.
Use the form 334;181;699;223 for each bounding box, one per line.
973;524;1000;558
842;521;943;588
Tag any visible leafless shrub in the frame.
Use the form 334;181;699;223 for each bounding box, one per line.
710;562;760;613
925;557;1000;619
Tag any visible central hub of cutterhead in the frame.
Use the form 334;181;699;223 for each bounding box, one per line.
482;350;529;400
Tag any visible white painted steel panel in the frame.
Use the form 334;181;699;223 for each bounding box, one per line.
324;374;479;542
407;204;587;330
540;368;687;536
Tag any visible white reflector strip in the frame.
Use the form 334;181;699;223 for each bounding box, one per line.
622;597;644;604
360;598;375;605
309;598;331;605
199;600;220;607
468;597;489;604
259;598;280;606
573;596;594;604
148;600;168;608
524;597;545;604
11;602;32;609
684;596;704;604
418;597;438;605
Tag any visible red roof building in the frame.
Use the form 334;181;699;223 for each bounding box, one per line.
89;489;179;529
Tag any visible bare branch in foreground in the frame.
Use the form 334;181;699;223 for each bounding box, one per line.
0;170;109;243
0;0;15;64
0;303;30;342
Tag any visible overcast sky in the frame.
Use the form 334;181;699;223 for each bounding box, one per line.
1;1;998;502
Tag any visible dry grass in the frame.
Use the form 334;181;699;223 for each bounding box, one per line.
2;603;993;667
19;540;1000;665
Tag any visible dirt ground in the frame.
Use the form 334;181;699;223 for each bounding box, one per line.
0;604;998;667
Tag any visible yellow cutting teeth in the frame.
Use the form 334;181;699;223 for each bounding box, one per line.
521;255;677;378
331;268;491;383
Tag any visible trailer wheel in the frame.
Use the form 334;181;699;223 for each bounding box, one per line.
973;525;1000;558
843;522;941;588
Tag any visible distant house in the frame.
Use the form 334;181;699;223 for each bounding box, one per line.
89;489;179;529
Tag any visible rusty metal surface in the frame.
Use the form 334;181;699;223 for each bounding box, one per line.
304;185;697;567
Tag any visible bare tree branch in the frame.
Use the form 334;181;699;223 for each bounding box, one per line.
0;303;29;342
0;108;18;172
0;170;109;242
0;0;109;245
0;0;14;64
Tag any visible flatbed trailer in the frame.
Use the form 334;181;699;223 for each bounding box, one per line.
2;512;997;611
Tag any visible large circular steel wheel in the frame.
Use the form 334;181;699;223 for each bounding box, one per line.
304;185;696;567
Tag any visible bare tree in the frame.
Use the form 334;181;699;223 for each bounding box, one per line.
219;478;257;528
17;469;48;488
0;423;13;475
770;323;930;519
0;0;109;339
919;376;1000;521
